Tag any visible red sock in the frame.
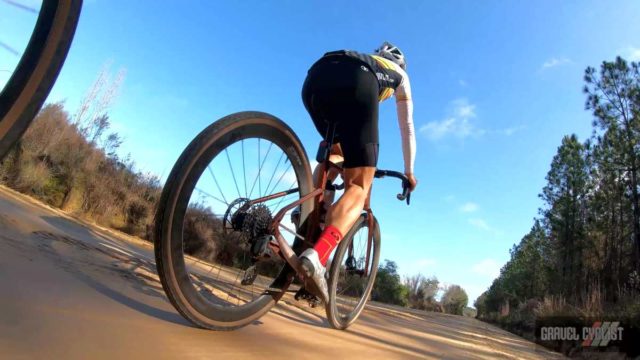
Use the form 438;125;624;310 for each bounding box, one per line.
313;225;343;266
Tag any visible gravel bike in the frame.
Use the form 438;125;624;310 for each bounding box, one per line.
154;111;410;330
0;0;82;159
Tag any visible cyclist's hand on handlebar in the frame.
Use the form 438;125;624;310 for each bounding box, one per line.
406;173;418;192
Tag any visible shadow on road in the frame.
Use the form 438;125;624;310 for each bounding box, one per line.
32;215;194;328
271;305;328;328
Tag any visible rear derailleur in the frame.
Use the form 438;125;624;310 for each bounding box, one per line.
241;234;277;285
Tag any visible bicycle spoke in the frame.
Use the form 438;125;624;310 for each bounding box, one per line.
356;233;366;259
226;270;243;303
334;224;375;317
258;139;260;199
195;187;227;206
268;163;293;195
264;151;285;194
207;165;228;205
242;139;247;197
2;0;38;13
274;179;298;210
266;192;294;212
0;41;19;56
225;148;242;199
249;140;272;198
338;281;359;296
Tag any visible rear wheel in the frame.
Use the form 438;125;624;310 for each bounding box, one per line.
326;214;380;330
0;0;83;159
154;111;314;330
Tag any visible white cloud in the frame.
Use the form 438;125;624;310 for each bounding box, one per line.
471;259;501;280
500;126;523;136
452;98;476;119
468;218;504;236
459;202;479;213
420;98;478;141
420;98;523;141
420;117;473;140
541;57;571;70
469;218;491;231
458;79;468;87
625;46;640;62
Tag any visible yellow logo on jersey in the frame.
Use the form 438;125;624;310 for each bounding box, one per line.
372;55;397;101
379;88;394;102
371;55;396;70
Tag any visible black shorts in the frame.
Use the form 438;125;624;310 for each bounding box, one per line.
302;55;379;168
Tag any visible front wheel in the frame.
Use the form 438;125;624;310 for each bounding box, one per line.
0;0;82;159
154;111;314;330
326;213;380;330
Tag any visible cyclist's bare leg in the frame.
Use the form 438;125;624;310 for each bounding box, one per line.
313;143;343;184
364;185;373;210
298;144;345;302
299;163;374;303
313;143;343;212
325;166;376;235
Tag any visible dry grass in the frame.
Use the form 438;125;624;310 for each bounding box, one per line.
0;103;161;242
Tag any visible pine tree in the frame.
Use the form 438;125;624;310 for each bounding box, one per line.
540;135;590;301
584;57;640;270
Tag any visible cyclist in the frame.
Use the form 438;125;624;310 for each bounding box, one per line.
298;41;417;303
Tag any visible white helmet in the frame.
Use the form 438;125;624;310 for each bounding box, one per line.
375;41;406;70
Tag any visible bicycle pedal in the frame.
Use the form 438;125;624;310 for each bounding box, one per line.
308;298;320;308
294;287;320;305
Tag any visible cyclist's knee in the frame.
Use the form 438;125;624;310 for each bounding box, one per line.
344;167;375;190
352;187;369;206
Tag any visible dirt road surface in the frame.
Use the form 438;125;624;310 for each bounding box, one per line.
0;186;563;359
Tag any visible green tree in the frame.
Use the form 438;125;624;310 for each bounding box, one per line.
474;291;488;318
508;220;551;302
371;260;408;306
540;134;590;301
441;284;468;315
584;57;640;271
404;274;439;310
585;137;635;298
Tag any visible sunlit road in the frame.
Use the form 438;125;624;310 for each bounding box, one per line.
0;186;563;359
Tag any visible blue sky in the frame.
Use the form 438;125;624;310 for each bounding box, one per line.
2;0;640;304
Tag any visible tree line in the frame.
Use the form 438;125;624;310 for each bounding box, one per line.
475;57;640;331
373;260;472;316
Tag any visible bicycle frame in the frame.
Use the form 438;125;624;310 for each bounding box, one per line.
246;140;410;288
247;151;360;277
